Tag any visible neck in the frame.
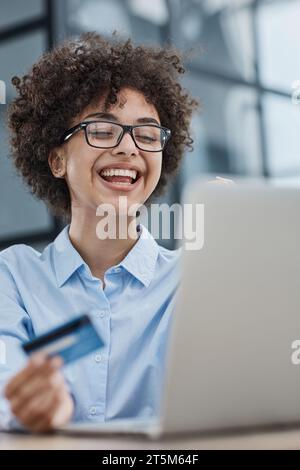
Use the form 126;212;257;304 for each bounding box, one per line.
68;207;139;280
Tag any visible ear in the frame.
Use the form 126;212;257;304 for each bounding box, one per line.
48;148;66;178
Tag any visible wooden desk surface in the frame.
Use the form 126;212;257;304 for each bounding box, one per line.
1;428;300;450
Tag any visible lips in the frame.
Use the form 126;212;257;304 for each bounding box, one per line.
95;162;144;192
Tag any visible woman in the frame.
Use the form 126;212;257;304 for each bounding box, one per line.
0;33;197;432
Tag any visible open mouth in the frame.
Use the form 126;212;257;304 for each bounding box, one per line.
97;168;142;190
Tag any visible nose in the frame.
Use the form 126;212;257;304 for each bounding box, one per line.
111;130;138;157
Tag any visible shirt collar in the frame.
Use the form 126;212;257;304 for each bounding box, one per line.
52;223;159;288
53;225;85;288
118;224;159;287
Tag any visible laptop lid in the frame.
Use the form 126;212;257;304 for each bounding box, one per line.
160;180;300;434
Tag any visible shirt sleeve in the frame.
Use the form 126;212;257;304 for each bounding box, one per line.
0;257;34;430
0;256;78;429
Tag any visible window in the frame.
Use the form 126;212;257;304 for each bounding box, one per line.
0;0;60;249
0;0;44;30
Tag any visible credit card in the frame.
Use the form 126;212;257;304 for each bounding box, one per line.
22;313;104;365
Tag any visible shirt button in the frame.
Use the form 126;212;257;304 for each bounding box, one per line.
96;311;106;318
95;354;102;363
114;267;121;273
89;406;97;416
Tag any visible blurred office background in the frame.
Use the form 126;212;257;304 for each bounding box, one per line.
0;0;299;250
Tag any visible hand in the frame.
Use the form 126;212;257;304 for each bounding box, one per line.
4;353;74;433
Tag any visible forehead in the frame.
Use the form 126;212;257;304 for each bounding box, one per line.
80;87;160;122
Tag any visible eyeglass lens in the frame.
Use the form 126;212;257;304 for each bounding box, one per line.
86;122;166;151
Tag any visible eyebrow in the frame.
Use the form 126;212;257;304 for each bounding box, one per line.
84;112;161;126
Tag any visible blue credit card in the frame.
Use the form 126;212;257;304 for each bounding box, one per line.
22;314;104;365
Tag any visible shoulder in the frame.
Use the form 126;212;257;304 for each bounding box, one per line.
0;244;43;280
0;244;41;266
0;242;57;297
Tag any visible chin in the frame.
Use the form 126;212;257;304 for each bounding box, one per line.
93;193;144;214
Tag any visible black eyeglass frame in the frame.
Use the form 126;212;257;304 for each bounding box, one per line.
60;120;172;152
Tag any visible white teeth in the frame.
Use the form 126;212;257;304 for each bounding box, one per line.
99;168;137;179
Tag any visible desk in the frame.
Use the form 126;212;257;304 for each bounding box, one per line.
1;428;300;450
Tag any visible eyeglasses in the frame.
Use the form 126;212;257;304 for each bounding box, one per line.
60;120;171;152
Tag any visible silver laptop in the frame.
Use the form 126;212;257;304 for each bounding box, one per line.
60;180;300;438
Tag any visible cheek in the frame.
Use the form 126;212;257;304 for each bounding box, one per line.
66;145;99;186
139;157;162;203
146;156;162;184
66;161;89;193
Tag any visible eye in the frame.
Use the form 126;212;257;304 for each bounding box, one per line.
137;135;157;143
89;131;113;138
134;128;160;143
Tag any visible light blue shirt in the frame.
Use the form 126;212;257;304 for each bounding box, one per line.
0;223;181;429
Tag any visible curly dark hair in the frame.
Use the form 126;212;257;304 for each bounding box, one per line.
8;32;198;221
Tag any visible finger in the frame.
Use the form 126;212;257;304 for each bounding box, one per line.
31;394;66;433
17;387;62;432
10;361;64;406
5;355;61;400
5;355;63;399
32;390;73;433
10;370;65;417
4;353;46;398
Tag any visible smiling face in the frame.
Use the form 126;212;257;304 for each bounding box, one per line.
49;87;163;217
